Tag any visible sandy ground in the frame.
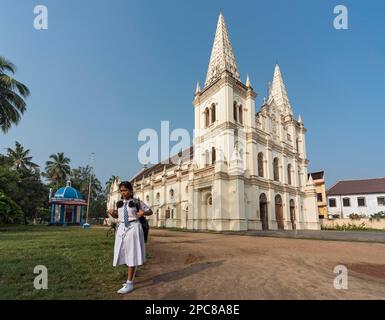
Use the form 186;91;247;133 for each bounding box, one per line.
122;229;385;300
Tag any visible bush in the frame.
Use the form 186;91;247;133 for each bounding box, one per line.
369;211;385;222
338;222;368;231
349;213;367;220
322;222;368;231
0;192;23;224
36;207;50;223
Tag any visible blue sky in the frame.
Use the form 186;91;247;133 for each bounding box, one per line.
1;0;384;188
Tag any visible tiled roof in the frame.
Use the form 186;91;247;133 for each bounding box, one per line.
327;178;385;196
308;171;324;181
131;147;193;182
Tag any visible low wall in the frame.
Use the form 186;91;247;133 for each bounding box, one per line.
321;218;385;230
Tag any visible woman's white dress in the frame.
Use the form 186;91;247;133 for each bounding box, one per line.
113;199;150;267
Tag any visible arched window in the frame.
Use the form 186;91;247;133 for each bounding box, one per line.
287;164;292;185
258;152;264;177
259;193;267;203
211;104;216;123
185;185;189;194
146;194;150;202
239;105;243;124
205;108;210;128
296;138;299;152
273;158;279;181
169;189;174;199
212;147;216;164
166;207;171;219
233;102;238;122
156;192;160;202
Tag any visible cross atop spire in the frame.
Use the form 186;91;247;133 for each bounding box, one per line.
269;64;291;109
204;12;240;89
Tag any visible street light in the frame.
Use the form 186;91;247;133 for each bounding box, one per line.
83;152;94;228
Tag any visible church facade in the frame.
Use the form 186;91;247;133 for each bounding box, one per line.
108;13;320;231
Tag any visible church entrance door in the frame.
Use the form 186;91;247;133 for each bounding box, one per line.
290;199;296;230
259;193;268;230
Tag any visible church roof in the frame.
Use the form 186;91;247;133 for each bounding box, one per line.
327;178;385;196
269;64;291;108
131;147;194;182
204;12;240;89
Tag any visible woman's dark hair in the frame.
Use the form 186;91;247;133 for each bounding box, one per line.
119;181;133;191
116;200;124;208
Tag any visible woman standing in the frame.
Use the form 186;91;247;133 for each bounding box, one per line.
108;181;152;294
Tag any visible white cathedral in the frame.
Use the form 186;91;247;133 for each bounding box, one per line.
108;13;320;231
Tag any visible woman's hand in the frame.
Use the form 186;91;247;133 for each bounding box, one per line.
136;210;145;218
108;209;118;218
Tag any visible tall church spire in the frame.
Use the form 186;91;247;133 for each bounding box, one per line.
204;12;240;89
269;64;291;111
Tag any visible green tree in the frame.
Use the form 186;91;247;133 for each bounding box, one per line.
0;192;23;224
0;149;48;225
13;169;49;224
6;141;39;171
44;152;71;188
0;154;9;166
0;162;19;197
89;194;107;220
0;56;30;133
71;166;102;201
71;166;107;223
105;175;118;194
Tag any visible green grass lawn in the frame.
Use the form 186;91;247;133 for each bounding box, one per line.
0;225;141;300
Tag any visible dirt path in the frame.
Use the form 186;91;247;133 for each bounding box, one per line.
122;229;385;300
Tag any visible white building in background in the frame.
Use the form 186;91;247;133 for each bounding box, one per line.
327;178;385;218
108;12;320;231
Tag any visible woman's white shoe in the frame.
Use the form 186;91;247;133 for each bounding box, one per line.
117;281;134;294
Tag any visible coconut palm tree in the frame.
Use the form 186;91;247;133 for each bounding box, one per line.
0;56;30;133
6;141;39;172
44;152;71;188
71;165;103;200
105;175;118;194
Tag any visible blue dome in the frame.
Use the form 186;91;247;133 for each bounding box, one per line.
54;181;83;200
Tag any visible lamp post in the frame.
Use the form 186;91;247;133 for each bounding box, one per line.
83;152;94;228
